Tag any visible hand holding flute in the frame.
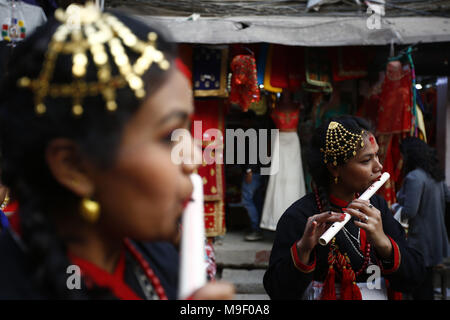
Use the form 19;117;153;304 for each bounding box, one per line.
295;172;392;265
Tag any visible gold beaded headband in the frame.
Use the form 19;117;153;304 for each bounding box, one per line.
320;121;365;166
17;2;170;117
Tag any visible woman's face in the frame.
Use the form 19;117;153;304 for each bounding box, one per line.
90;68;198;241
336;133;383;194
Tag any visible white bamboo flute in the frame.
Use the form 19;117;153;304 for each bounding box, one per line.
318;172;390;246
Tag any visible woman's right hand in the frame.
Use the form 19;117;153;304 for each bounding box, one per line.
296;211;345;264
191;281;235;300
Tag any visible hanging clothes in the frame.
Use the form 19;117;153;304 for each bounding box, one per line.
192;46;228;97
260;98;306;231
376;60;414;206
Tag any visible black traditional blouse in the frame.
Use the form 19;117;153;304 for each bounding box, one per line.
0;229;179;299
263;193;426;299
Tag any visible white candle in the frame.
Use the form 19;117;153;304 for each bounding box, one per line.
318;172;390;246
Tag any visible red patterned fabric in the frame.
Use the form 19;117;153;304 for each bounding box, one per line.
377;134;404;206
271;109;300;131
376;61;413;206
331;46;368;82
229;54;260;112
269;45;305;90
377;61;413;135
191;100;226;237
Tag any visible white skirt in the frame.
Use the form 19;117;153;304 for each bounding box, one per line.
259;131;306;231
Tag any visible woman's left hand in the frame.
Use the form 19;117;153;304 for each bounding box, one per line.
344;199;393;259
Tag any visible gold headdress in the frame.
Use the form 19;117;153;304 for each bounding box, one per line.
17;2;170;116
320;121;365;166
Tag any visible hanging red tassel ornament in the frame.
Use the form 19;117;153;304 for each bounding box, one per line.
321;245;337;300
340;265;362;300
340;266;353;300
351;280;362;300
321;265;336;300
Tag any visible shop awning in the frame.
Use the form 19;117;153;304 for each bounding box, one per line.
131;15;450;46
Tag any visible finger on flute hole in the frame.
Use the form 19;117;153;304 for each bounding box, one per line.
342;207;359;217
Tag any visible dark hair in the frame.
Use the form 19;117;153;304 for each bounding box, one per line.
306;115;373;211
400;137;444;182
0;11;176;299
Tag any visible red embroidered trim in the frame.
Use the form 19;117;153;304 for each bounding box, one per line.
290;242;316;273
329;194;350;208
68;239;169;300
68;249;142;300
381;236;401;274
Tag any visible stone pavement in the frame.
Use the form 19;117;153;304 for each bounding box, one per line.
213;230;450;300
214;230;275;300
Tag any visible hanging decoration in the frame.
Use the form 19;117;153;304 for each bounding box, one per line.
304;48;333;93
193;45;229;97
229;54;260;112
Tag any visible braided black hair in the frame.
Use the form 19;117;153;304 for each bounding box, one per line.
400;137;444;182
0;11;176;299
307;115;373;211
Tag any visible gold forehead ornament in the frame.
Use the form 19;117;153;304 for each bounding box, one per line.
17;2;170;117
320;121;365;166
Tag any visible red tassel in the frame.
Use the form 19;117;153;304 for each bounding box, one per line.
351;281;362;300
321;266;336;300
340;267;362;300
340;267;353;300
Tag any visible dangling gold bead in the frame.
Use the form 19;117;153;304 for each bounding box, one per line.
35;103;46;115
106;100;117;112
72;104;83;116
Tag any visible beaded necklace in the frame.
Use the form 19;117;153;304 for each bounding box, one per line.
313;188;372;278
124;238;168;300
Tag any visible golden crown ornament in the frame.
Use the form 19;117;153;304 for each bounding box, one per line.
320;121;365;166
17;2;170;117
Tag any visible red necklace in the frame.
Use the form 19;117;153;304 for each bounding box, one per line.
314;188;371;278
124;238;168;300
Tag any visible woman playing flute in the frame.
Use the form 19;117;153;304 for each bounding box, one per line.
0;3;233;299
263;115;425;300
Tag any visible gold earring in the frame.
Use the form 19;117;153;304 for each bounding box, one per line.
334;176;339;184
80;197;100;223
